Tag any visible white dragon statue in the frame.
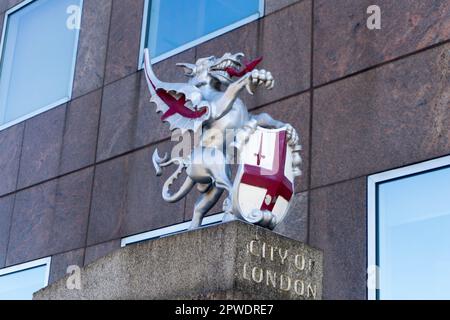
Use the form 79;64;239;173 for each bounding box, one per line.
143;49;302;230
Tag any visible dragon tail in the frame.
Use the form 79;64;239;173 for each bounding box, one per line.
152;149;195;203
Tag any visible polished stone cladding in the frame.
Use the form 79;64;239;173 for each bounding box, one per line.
0;0;449;299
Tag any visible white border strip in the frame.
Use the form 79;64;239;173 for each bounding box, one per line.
259;0;265;16
121;213;224;247
138;0;265;68
367;175;377;300
0;0;83;132
0;257;52;287
367;155;450;300
0;96;70;131
137;0;150;68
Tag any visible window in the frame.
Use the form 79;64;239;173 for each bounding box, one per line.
139;0;264;64
0;0;83;130
0;257;51;300
368;156;450;300
121;213;224;247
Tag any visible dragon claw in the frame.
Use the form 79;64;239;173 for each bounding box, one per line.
246;69;275;94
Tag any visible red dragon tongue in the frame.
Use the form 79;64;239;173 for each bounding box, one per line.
226;56;263;78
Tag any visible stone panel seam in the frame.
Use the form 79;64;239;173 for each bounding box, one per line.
310;151;450;192
264;0;307;18
306;0;314;245
4;119;27;267
6;146;447;222
0;135;171;200
84;238;122;253
1;2;449;112
3;193;16;268
57;102;70;175
50;246;87;262
102;0;144;87
82;0;115;266
70;0;85;98
314;38;450;91
5;251;54;268
0;89;311;222
7;18;444;120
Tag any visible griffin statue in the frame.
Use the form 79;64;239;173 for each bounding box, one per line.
143;49;302;230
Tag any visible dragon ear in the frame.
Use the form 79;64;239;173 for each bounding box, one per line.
176;63;196;77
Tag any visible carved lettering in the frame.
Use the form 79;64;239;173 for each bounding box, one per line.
242;263;251;281
249;240;259;257
295;254;305;271
242;262;318;298
307;284;317;299
269;245;276;261
266;269;277;288
279;248;288;265
251;267;264;283
261;242;267;259
309;259;315;273
247;240;315;270
242;240;320;299
279;274;291;291
294;279;305;296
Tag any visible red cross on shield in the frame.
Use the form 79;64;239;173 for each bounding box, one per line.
232;127;295;228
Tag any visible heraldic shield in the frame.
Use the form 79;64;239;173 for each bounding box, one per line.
232;126;296;230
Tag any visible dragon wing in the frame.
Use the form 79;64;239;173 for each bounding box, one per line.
143;49;210;134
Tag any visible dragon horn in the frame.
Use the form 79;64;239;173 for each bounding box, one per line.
176;63;196;77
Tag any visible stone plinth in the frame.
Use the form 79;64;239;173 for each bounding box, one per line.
34;221;323;300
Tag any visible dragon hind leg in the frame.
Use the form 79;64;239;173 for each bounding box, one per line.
189;187;224;230
211;164;234;216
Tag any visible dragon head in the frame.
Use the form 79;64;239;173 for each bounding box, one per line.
177;53;262;88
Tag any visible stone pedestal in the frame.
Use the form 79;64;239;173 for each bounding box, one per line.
34;221;323;300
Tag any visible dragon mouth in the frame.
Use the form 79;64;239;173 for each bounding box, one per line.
226;56;263;78
210;56;263;82
210;58;243;81
211;59;242;71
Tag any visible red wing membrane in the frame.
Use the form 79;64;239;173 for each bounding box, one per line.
157;89;208;121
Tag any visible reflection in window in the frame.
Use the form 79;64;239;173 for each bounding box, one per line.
0;0;82;128
377;166;450;299
143;0;263;61
0;259;50;300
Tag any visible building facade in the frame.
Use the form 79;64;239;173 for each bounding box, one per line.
0;0;449;299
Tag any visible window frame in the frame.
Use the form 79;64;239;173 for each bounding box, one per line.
121;213;224;247
0;256;51;299
367;155;450;300
137;0;265;67
0;0;83;132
